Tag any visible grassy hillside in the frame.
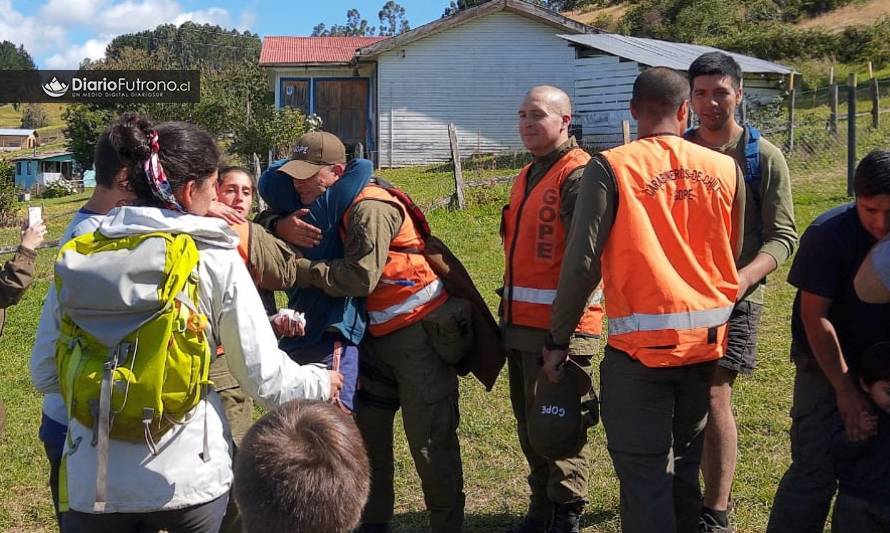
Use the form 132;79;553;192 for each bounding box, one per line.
796;0;890;31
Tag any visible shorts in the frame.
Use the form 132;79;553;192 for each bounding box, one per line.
719;300;763;375
288;333;359;412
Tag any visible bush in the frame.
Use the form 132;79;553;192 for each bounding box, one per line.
40;179;78;199
0;184;19;227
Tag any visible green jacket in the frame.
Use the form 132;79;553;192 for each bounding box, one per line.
0;246;36;336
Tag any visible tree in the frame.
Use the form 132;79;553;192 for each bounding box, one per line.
312;9;376;36
0;41;35;70
62;105;115;168
20;104;48;129
378;1;410;36
230;106;308;163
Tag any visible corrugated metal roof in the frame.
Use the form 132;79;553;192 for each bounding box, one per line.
10;150;73;161
260;36;388;65
558;34;793;75
0;128;36;136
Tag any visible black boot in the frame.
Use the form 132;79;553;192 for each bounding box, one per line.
507;502;552;533
547;501;583;533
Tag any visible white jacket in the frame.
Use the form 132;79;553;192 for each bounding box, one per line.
31;209;104;426
31;206;331;513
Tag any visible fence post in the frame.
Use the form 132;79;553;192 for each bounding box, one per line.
355;142;365;159
621;120;631;144
251;153;268;213
870;62;880;129
787;72;796;152
829;67;839;135
448;123;466;210
848;73;858;196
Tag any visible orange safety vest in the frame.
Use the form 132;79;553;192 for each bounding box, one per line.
231;221;250;265
346;185;448;337
501;148;603;336
599;135;739;367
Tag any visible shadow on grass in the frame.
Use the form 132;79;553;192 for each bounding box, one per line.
389;508;619;531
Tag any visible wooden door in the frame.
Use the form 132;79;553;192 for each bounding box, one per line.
313;79;368;148
282;79;310;115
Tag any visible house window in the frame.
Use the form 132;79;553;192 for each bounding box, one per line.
282;80;310;115
16;162;21;174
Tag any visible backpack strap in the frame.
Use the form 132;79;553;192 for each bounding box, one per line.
743;124;762;185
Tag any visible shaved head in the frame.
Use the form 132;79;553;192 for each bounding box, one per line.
631;67;689;119
523;85;572;116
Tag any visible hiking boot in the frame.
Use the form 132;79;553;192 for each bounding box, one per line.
354;524;391;533
547;501;583;533
698;512;733;533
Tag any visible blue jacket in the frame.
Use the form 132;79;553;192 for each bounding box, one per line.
258;158;373;351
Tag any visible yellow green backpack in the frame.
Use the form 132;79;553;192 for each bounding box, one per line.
54;230;214;511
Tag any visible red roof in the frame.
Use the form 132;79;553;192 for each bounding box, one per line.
260;36;389;65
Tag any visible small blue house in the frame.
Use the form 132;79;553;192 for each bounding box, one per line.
13;151;76;188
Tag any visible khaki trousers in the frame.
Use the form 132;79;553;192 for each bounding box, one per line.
355;321;465;533
507;348;594;522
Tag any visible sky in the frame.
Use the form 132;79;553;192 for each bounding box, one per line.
2;0;453;69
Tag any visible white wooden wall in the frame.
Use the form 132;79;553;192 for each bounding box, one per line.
573;56;786;149
376;12;579;167
574;55;639;149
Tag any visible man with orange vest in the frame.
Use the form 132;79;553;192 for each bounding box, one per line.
273;132;465;533
501;85;603;533
544;67;745;533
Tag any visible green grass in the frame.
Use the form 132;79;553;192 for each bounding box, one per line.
0;159;850;531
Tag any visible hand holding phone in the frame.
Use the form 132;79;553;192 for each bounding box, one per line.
27;206;42;228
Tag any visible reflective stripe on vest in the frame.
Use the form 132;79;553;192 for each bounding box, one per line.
368;278;445;325
501;147;603;336
347;185;448;336
506;285;603;306
608;306;734;336
599;136;739;367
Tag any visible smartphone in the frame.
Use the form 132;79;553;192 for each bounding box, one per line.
28;206;42;228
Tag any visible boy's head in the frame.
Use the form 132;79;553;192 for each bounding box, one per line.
234;400;370;533
854;150;890;240
859;342;890;414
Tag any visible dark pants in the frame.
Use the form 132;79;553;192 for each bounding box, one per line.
354;321;464;533
62;494;228;533
832;494;890;532
39;413;67;531
600;346;716;533
767;355;839;533
507;348;593;522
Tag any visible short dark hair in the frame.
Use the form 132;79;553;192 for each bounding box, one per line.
631;67;690;118
688;52;743;89
218;166;255;189
234;400;370;533
854;150;890;198
859;342;890;385
98;114;220;208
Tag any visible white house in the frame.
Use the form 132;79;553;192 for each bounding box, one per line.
261;0;590;167
261;0;794;165
558;33;794;148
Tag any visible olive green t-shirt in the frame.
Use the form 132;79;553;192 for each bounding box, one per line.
687;128;798;304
